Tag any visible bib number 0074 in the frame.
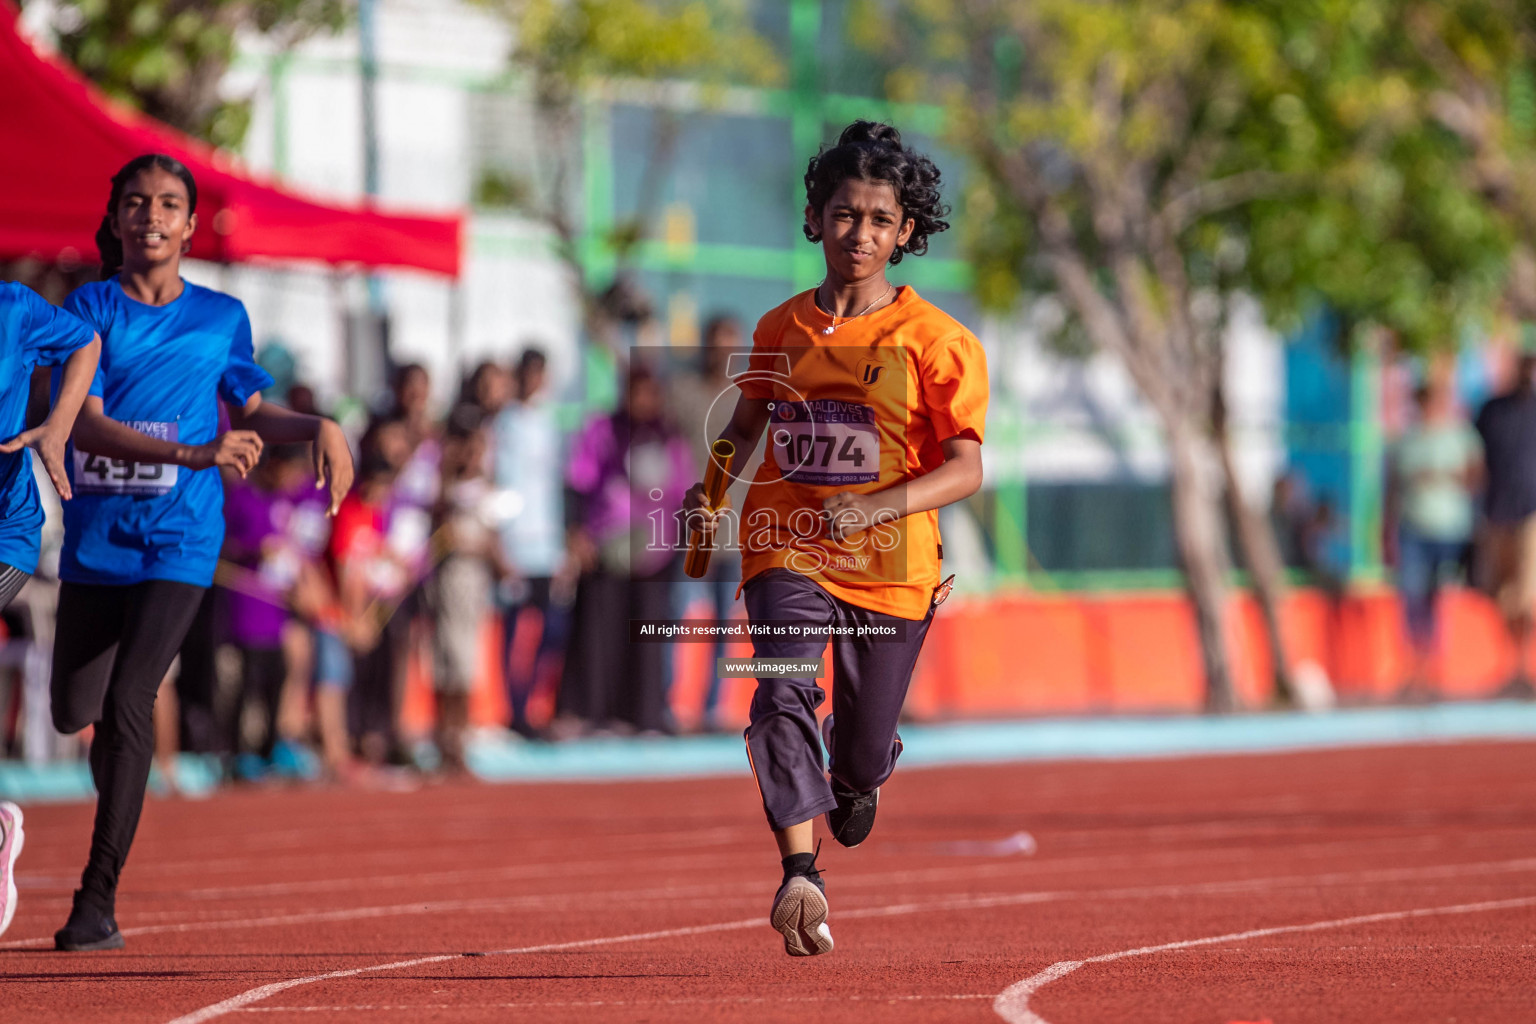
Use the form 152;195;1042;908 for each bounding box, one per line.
772;400;880;486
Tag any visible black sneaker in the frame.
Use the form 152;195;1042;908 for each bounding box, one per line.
826;779;879;848
770;857;832;957
54;894;124;952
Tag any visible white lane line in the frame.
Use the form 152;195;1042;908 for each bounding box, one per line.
992;895;1536;1024
15;825;1468;910
162;858;1536;1024
163;918;763;1024
7;850;1534;951
171;897;1056;1024
232;994;995;1012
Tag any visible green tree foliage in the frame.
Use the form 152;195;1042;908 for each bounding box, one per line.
474;0;781;332
502;0;781;104
864;0;1522;350
23;0;351;149
855;0;1534;706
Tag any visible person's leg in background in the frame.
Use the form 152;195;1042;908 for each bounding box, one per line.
663;574;702;731
553;568;625;735
151;660;182;794
270;619;318;778
311;627;355;781
173;589;221;755
430;556;489;776
625;564;676;735
503;576;555;739
382;595;417;765
51;580;206;949
531;576;570;721
1489;518;1536;696
699;567;738;731
1396;525;1437;697
349;634;394;765
1511;513;1536;697
250;648;288;760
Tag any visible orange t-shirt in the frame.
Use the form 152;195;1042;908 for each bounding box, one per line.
737;286;988;620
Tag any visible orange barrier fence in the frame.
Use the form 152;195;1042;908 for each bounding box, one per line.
402;586;1520;733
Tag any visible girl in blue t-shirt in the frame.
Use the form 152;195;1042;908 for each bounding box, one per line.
0;282;100;610
0;284;97;943
47;154;354;952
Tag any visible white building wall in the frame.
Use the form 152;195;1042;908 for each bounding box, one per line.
218;0;581;414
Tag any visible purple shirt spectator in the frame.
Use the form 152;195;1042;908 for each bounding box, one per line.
566;410;694;575
223;477;328;648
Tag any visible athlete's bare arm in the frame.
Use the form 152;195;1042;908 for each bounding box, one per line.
0;335;100;500
822;436;981;541
683;393;771;528
228;394;354;515
72;396;263;477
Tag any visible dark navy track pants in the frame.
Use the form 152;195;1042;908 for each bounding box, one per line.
743;568;933;831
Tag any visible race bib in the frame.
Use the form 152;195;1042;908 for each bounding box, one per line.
771;400;879;486
73;421;179;496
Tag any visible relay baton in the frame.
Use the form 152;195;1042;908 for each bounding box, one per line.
684;439;736;579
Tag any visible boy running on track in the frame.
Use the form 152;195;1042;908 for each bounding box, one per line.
0;281;100;938
47;154;353;951
684;121;988;956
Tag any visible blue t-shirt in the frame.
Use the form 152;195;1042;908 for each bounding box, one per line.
0;282;97;574
58;278;273;587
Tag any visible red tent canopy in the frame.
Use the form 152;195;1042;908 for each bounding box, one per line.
0;2;463;277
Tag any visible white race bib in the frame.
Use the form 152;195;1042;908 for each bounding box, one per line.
771;400;879;486
73;421;179;496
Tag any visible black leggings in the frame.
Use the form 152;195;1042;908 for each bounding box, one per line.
51;579;207;914
0;562;30;611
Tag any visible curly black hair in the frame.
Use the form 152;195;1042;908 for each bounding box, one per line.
803;120;950;265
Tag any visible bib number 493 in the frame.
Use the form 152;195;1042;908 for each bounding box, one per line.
71;420;179;496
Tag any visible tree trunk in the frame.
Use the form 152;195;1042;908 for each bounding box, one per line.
1216;425;1299;706
1165;418;1239;712
1212;350;1297;707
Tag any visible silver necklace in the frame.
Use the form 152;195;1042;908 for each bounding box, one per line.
819;283;893;335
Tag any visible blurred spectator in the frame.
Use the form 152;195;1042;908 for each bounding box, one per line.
286;382;320;418
427;406;500;775
670;315;741;451
333;443;411;764
556;364;692;735
494;348;569;739
385;362;441;515
1272;469;1346;595
1474;352;1536;697
221;443;322;778
364;367;437;767
462;360;512;422
668;315;744;731
1390;379;1482;697
285;506;355;782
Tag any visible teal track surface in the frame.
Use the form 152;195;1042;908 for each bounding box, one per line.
5;701;1536;803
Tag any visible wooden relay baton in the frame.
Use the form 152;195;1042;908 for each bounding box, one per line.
684;439;736;579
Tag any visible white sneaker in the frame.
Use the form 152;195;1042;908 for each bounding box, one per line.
0;801;24;937
770;874;833;957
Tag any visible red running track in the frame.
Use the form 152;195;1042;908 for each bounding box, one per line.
4;742;1535;1023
